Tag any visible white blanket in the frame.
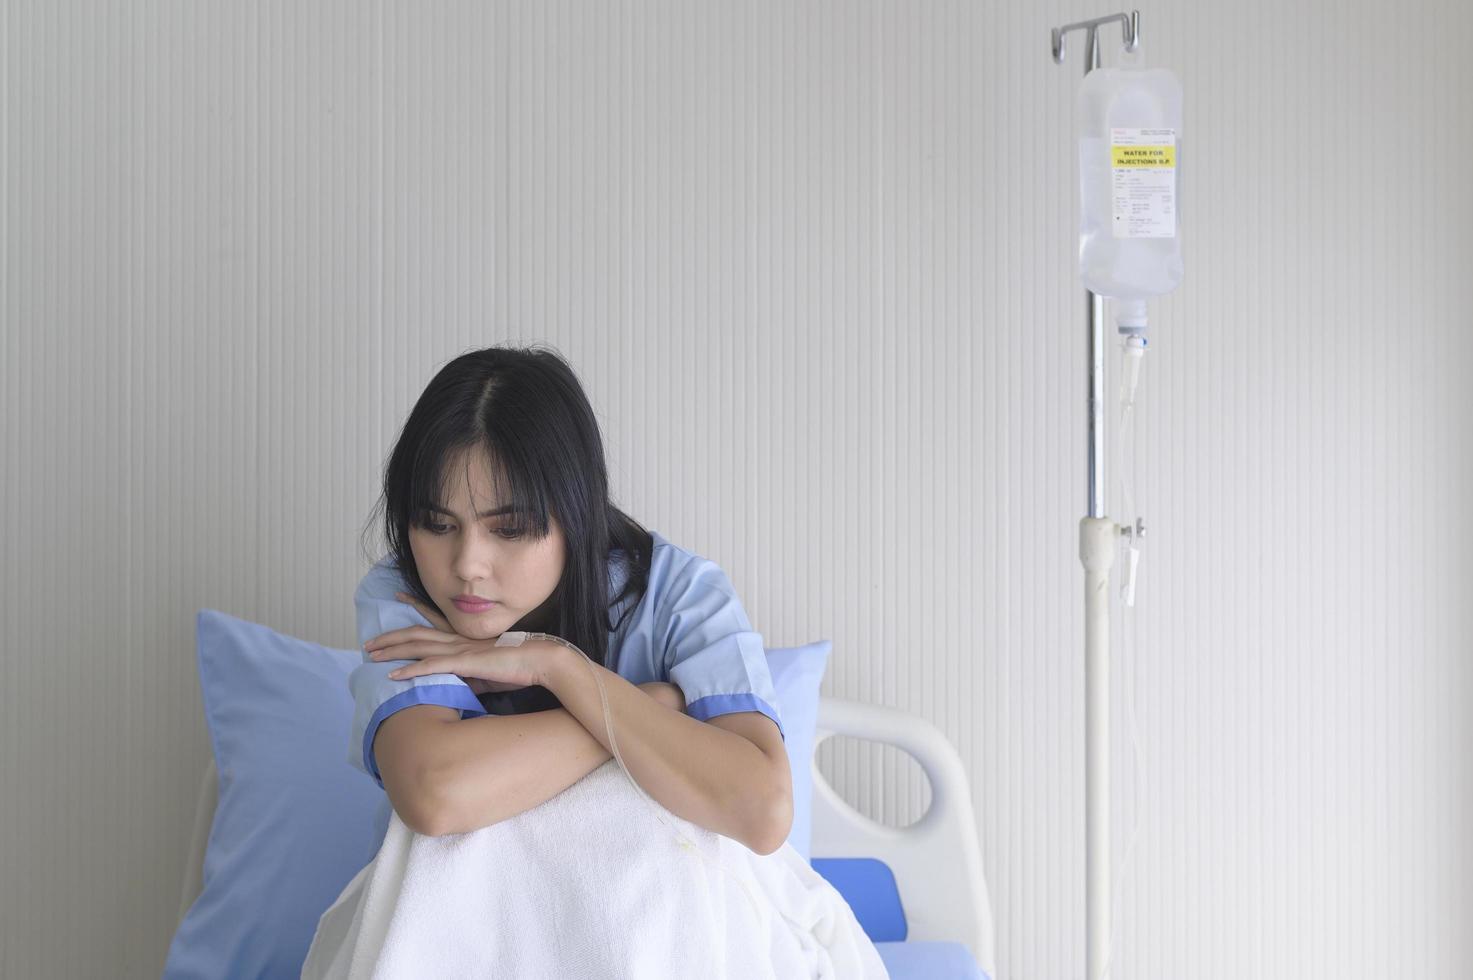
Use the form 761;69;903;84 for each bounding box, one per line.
301;758;890;979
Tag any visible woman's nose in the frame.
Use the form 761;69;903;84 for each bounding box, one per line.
451;535;496;579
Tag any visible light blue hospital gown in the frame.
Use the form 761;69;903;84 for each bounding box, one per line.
348;528;784;844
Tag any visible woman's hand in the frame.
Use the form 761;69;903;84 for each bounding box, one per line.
367;590;536;693
366;624;552;691
375;590;686;711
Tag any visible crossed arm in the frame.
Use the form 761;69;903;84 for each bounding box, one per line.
374;682;675;839
376;659;792;855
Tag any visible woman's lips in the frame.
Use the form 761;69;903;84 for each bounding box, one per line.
452;598;498;613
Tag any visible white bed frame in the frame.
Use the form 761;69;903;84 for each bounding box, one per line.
178;696;996;976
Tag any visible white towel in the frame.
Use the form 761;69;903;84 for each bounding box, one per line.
301;758;890;979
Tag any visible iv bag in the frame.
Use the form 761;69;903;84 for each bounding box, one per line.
1077;44;1183;331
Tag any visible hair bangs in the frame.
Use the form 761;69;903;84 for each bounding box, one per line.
405;429;552;540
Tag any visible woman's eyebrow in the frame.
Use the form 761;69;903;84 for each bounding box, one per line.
429;504;521;519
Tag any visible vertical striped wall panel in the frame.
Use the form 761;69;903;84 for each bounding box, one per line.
2;1;1469;977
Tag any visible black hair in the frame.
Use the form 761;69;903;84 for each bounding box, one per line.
359;343;654;713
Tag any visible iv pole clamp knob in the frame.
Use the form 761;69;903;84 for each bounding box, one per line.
1118;519;1145;607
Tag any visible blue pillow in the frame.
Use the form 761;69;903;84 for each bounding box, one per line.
165;609;831;976
163;610;386;979
766;639;831;861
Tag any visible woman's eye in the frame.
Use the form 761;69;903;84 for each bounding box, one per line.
423;522;522;540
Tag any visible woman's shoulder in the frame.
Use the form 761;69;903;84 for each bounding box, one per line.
608;528;707;616
639;531;741;607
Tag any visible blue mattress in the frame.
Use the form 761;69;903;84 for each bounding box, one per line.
811;857;989;980
875;940;990;980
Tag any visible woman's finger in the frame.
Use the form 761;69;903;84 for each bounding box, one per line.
388;654;469;681
365;624;453;651
368;641;460;662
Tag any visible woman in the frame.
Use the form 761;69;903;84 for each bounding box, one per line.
304;344;888;979
345;343;791;849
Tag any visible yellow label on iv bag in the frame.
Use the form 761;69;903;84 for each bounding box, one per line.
1111;127;1177;239
1110;144;1175;167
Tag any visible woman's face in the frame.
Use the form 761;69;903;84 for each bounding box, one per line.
408;446;566;640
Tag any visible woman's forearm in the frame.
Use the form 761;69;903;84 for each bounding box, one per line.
541;650;783;853
420;706;610;836
420;683;682;837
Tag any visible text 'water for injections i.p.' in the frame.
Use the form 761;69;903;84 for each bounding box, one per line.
1077;44;1184;330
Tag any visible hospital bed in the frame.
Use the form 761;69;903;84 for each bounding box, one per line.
177;696;996;979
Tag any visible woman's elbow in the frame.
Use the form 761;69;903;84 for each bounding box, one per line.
749;782;794;856
382;765;445;836
373;707;462;836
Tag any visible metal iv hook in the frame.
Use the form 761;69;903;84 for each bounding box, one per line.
1051;10;1140;64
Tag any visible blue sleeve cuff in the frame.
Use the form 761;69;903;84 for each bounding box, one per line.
360;684;487;788
684;692;786;742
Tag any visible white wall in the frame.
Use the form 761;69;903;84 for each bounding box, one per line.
3;0;1470;976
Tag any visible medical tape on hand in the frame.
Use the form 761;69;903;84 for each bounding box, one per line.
492;630;768;920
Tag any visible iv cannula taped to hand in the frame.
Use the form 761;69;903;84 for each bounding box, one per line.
491;631;770;918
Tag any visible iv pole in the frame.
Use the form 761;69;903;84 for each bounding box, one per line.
1050;12;1142;980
